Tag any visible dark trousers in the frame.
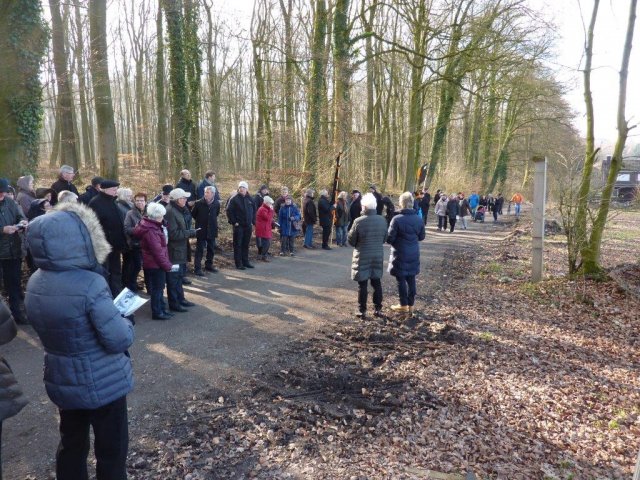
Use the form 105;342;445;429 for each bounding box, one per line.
395;275;416;306
421;209;429;225
280;235;295;254
166;264;186;308
57;396;128;480
194;239;214;272
358;278;382;313
0;258;23;322
257;237;271;257
145;268;166;316
437;215;447;230
122;249;142;292
321;225;331;248
232;225;251;267
104;250;123;297
493;209;499;222
449;217;457;232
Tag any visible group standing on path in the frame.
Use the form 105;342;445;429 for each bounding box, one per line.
0;163;526;479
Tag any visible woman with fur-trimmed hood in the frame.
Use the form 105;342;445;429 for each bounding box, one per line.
25;201;134;479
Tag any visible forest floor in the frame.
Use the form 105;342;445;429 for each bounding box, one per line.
121;207;640;480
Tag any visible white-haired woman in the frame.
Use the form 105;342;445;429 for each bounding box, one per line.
387;192;425;315
56;190;78;203
348;192;388;317
134;202;174;320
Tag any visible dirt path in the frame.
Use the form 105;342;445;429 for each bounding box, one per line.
2;218;510;479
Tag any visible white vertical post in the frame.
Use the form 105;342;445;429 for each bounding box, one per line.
531;156;547;282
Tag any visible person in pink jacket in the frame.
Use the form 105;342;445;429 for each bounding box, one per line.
255;196;275;262
134;202;173;320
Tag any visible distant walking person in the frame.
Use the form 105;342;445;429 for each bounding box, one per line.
511;192;523;218
446;193;459;232
434;194;448;232
387;192;425;315
348;193;388;318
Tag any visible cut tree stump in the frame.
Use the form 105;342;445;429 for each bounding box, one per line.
403;467;476;479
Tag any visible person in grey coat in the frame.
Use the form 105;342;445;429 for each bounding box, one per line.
25;201;134;480
348;192;388;317
0;299;28;478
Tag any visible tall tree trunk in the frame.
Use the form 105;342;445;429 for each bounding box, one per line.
333;0;352;152
50;0;80;170
184;0;201;175
74;0;95;169
582;0;637;274
204;3;222;167
156;1;169;179
279;0;296;168
301;0;327;186
163;0;189;175
89;0;119;179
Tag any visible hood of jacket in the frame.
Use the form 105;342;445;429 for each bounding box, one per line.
27;202;112;271
17;175;34;193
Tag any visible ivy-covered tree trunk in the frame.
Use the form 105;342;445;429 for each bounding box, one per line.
184;0;201;176
163;0;189;175
301;0;327;186
279;0;296;169
333;0;352;153
480;71;498;191
50;0;80;170
89;0;119;180
204;3;222;168
0;0;48;181
155;1;169;180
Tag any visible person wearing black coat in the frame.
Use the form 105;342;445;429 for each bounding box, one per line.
78;176;103;205
348;190;361;231
50;165;80;205
227;181;255;269
381;196;396;226
317;190;335;250
387;192;426;314
302;189;317;249
175;170;197;206
433;189;442;206
445;193;460;232
419;189;431;225
369;185;384;215
88;180;128;296
191;186;220;274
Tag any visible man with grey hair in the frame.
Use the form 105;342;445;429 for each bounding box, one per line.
348;192;388;318
387;192;425;315
227;181;255;269
51;165;79;204
274;186;289;215
318;189;334;250
191;185;220;275
56;190;78;203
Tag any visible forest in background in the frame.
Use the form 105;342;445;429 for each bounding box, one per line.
1;0;587;195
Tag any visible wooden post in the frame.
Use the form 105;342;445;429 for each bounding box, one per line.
531;156;547;282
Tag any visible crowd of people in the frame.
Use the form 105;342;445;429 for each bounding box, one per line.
0;164;525;478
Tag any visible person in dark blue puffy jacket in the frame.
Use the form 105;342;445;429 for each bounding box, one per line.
386;192;426;315
25;201;134;480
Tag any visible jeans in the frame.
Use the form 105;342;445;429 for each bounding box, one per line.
145;268;166;316
459;216;468;229
57;396;128;480
0;258;23;323
194;238;214;272
493;209;498;222
166;264;186;308
104;250;123;297
321;225;331;248
358;278;382;313
335;225;347;246
257;237;271;257
122;248;142;292
514;203;521;216
304;224;314;247
232;225;252;267
421;209;429;225
437;215;447;230
449;217;457;232
280;235;295;254
395;275;416;307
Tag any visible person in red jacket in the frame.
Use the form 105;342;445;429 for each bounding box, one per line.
134;202;174;320
255;196;275;262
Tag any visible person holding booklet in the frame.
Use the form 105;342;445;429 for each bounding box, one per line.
25;201;134;479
